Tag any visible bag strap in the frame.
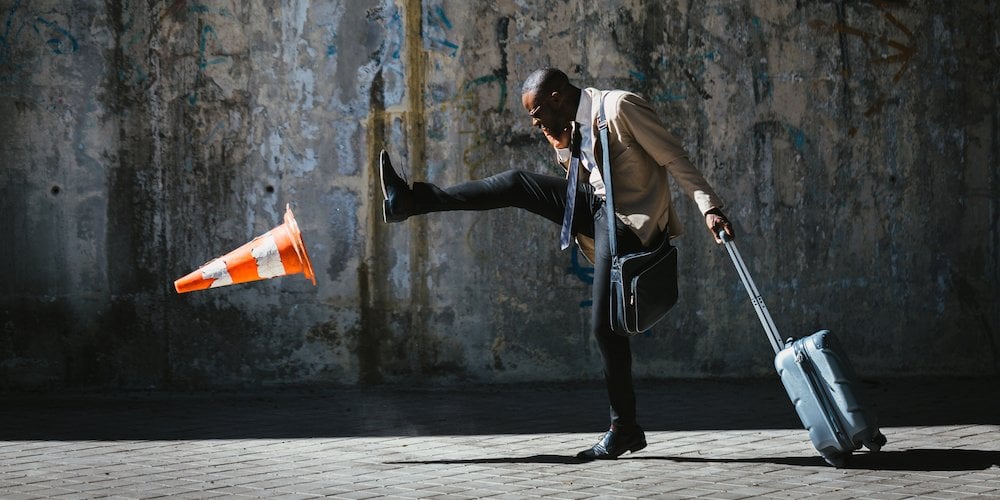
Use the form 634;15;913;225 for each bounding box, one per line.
596;92;619;258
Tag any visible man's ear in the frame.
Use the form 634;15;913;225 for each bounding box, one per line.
549;90;565;112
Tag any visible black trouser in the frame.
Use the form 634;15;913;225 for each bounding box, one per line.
410;169;648;429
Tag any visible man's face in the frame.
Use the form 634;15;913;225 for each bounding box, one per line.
522;90;569;138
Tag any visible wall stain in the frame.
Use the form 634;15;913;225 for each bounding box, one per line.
611;3;666;88
306;319;346;352
403;0;435;376
361;67;387;385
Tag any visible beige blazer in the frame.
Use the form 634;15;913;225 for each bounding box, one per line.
573;88;724;261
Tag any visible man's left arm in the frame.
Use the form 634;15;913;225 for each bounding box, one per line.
615;94;734;243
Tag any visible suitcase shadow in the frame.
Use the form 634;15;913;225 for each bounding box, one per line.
656;449;1000;471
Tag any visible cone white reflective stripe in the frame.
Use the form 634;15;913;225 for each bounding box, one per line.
202;259;234;288
251;235;286;279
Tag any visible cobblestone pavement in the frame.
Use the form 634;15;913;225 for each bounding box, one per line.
1;378;997;499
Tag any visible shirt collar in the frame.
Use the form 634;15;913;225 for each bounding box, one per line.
575;90;592;129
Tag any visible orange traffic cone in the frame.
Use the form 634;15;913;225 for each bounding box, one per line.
174;204;316;293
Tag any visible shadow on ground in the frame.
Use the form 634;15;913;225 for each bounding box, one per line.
387;449;1000;472
657;449;1000;471
0;378;996;440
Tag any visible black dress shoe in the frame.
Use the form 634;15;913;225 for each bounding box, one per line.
576;426;647;460
378;149;415;222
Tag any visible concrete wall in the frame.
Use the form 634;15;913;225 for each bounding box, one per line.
1;0;997;390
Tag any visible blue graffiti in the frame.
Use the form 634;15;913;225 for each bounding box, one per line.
389;8;402;61
786;125;807;152
197;25;228;69
1;1;84;88
431;5;452;30
427;37;458;57
33;17;77;55
188;4;233;17
463;73;507;110
0;1;25;74
188;23;232;105
425;1;458;57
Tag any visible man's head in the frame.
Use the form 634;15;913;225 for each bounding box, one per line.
521;68;580;137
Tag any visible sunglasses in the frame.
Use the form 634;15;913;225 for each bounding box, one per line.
528;98;548;119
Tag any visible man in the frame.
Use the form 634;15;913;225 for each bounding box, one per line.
378;68;734;460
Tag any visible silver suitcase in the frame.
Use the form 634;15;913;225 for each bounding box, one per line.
720;232;886;467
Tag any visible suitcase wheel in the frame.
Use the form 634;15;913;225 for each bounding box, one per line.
863;430;887;452
823;452;850;468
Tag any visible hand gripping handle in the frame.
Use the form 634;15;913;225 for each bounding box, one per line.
718;230;784;354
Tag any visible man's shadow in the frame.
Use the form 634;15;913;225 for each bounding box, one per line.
388;449;1000;471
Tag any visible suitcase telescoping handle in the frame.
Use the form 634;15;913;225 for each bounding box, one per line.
718;230;784;354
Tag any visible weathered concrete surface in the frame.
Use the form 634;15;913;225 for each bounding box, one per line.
0;1;997;389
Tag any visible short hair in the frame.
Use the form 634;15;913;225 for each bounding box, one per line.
521;68;569;96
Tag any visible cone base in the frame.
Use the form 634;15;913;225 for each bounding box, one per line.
282;204;317;285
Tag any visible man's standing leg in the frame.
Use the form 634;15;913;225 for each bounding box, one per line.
577;206;649;460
